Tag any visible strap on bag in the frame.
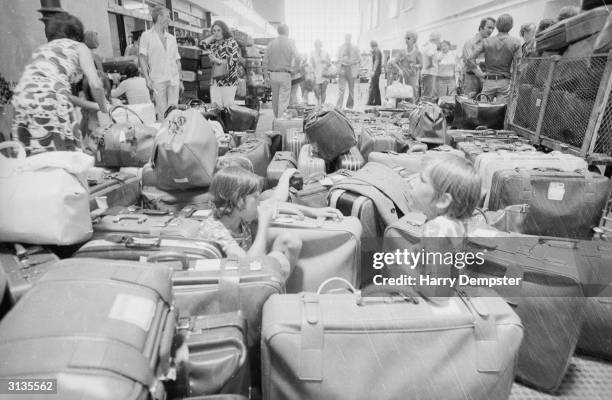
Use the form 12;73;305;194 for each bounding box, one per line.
110;104;146;126
218;258;241;314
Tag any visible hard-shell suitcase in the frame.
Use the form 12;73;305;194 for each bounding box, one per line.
261;280;523;400
334;146;365;172
223;137;270;177
488;168;611;238
141;186;213;214
298;144;326;179
282;128;308;161
446;129;519;148
0;258;176;400
0;243;59;305
536;6;610;51
329;189;384;239
168;312;250;398
358;125;398;159
267;215;362;293
467;235;587;391
474;151;588;207
93;209;203;238
88;170;141;213
266;151;297;189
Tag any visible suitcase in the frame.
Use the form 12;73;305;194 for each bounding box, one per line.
453;95;506;130
329;188;384;240
456;140;535;163
88;170;141;213
274;118;303;137
304;107;357;161
179;45;202;60
181;58;200;72
267;214;362;293
168;312;250;398
0;258;175;400
474;151;588;207
220;105;259;132
201;53;212;69
266;151;297;189
488;168;612;239
467;235;587;391
288;172;350;208
298;144;326;179
368;148;465;175
261;281;523;400
92;209;203;238
536;6;610;51
224;137;271;177
282;128;308;161
358;125;398;159
445;129;519;148
334;146;365;171
141;186;214;214
0;243;59;306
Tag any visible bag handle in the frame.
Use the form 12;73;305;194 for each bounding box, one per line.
0;141;26;160
316;277;358;295
110;105;145;125
147;252;190;271
475;93;492;103
187;98;204;108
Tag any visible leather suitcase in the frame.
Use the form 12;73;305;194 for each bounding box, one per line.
288;172;350;208
168;312;250;398
489;168;611;239
243;46;262;58
181;58;200;72
0;258;175;400
304;107;357;161
474;151;588;207
267;215;362;293
329;188;384;240
224;137;271;177
274;118;303;138
282;128;308;161
266;151;297;189
0;243;59;306
452;95;506;130
88;170;141;213
446;129;519;147
467;235;587;391
92;209;203;238
536;6;609;51
456;140;535;163
334;146;365;172
358;125;398;159
298;144;326;179
220;105;259;132
141;186;213;214
261;281;523;400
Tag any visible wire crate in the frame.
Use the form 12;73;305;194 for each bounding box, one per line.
506;51;612;163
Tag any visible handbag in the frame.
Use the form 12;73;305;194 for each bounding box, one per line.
0;141;94;245
453;94;506;130
212;59;229;79
386;77;414;99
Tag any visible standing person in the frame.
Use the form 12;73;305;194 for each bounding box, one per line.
336;34;360;109
468;14;522;104
310;39;331;105
520;23;537;58
263;24;300;118
367;40;383;106
290;55;306;106
436;40;458;96
459;17;496;98
84;30;103;71
124;30;143;57
199;20;240;108
139;5;182;121
388;30;422;101
11;13;108;153
421;32;441;99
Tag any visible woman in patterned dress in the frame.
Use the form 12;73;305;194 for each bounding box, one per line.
11;13;109;153
199;20;240;107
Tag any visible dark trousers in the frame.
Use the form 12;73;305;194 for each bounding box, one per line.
367;73;381;106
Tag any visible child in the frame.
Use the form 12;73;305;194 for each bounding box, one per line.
111;63;151;105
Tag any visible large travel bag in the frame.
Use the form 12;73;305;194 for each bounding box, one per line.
88;170;141;213
0;243;59;306
467;235;587;391
453;94;506;130
220;105;259;132
141;186;213;214
221;137;270;177
282;128;308;161
0;258;176;400
261;279;523;400
406;102;447;144
456;140;535;163
92;209;203;237
358;125;398;159
303;107;357;161
446;128;520;148
474;150;588;207
266;151;297;189
536;6;610;51
168;312;250;398
334;146;365;171
89;105;156;168
297;144;326;178
267;215;362;293
488;168;611;238
152;108;218;190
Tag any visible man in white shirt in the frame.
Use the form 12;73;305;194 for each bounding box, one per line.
139;5;182;121
421;32;441;99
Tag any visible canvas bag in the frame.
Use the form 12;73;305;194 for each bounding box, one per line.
152;108;218;190
408;102;447;144
0;142;93;245
303;106;357;161
386;76;414;99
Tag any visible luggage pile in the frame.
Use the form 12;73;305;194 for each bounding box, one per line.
179;44;212;103
1;98;611;400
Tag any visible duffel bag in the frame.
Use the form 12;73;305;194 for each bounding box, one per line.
261;279;523;400
0;258;176;400
141;186;214;214
488;168;611;239
223;137;270;177
407;102;447;144
267;214;362;293
453;94;506;130
0;142;93;245
220;105;259;132
152;108;218;190
88;105;156;168
303;106;357;161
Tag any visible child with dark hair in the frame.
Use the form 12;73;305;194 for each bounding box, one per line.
111;64;151;104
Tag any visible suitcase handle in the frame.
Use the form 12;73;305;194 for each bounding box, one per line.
113;214;148;223
147;252;190;270
316;277;358;295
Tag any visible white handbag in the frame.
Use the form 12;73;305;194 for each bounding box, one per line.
386;77;414;99
0;142;94;245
